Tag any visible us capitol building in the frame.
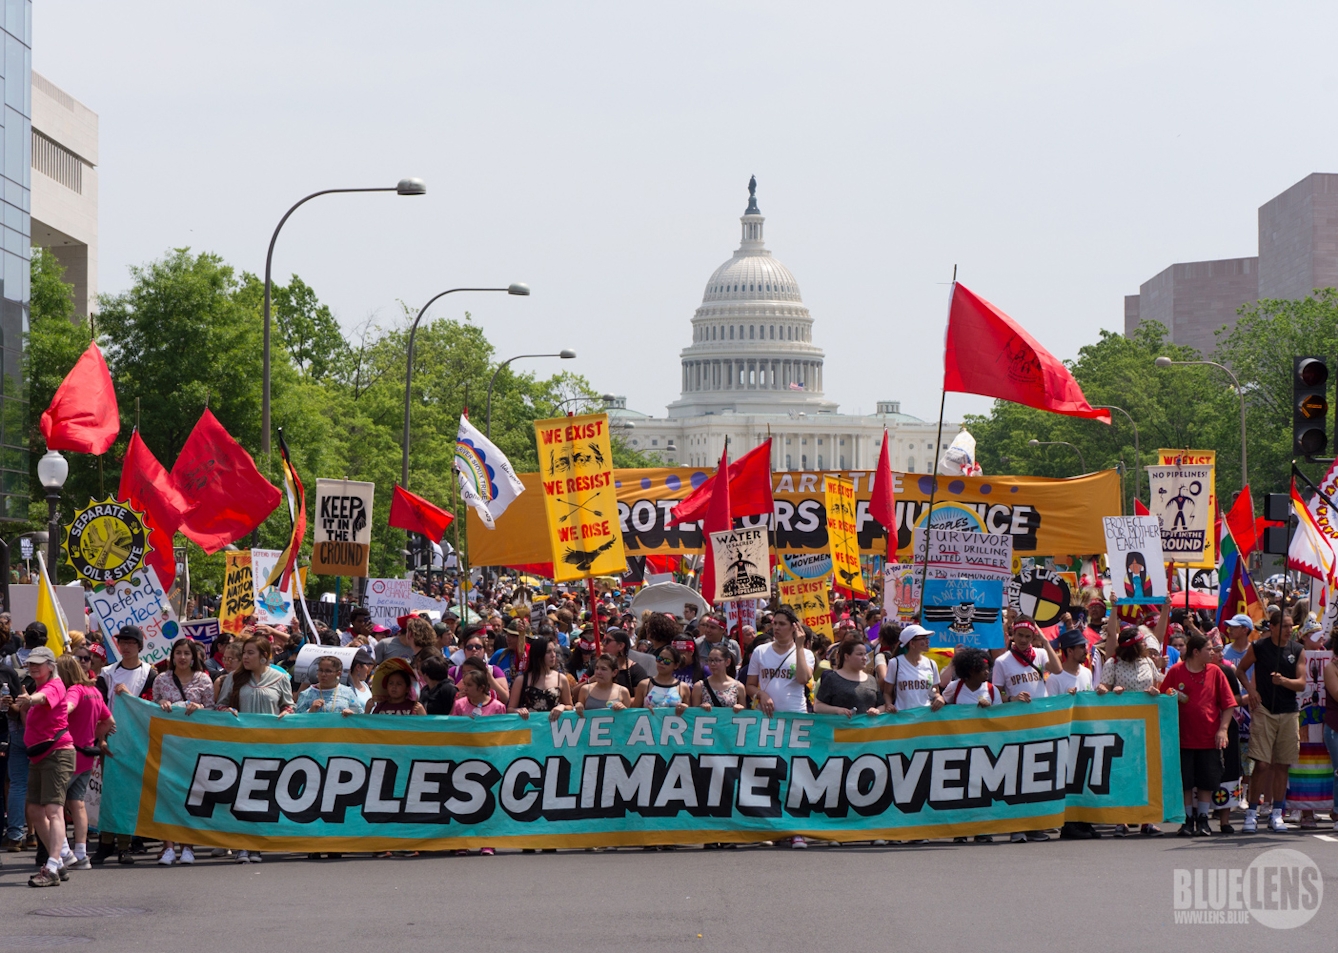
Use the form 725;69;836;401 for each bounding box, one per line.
608;178;959;474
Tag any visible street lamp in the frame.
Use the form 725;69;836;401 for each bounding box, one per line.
553;394;616;414
1028;438;1087;474
401;283;530;489
37;449;68;578
262;178;427;454
486;350;577;437
1155;356;1247;489
1097;405;1140;504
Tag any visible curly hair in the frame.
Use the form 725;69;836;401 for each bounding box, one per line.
406;616;438;650
641;612;680;646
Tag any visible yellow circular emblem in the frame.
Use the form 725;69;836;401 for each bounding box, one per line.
63;497;150;585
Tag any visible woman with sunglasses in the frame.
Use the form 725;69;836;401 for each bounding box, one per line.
633;646;689;714
450;637;511;706
670;638;706;687
690;645;746;712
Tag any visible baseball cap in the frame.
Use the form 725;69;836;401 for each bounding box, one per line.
114;626;144;647
26;646;57;666
899;624;932;645
1226;613;1254;630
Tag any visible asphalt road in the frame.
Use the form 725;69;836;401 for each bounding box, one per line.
1;831;1337;952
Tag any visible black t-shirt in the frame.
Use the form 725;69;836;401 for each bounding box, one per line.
816;670;882;712
420;679;458;716
613;662;648;693
1253;638;1303;714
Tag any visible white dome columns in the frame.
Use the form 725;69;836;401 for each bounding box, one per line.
678;356;823;394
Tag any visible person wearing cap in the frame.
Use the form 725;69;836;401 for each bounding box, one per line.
1221;613;1255;668
694;613;740;669
489;624;522;681
1047;627;1094;697
11;646;75;887
881;624;941;712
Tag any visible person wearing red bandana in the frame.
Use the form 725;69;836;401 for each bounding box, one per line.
991;617;1060;704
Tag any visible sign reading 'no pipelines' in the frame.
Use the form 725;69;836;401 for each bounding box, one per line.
311;479;374;577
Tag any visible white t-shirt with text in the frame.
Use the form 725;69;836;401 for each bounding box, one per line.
747;642;815;713
883;654;939;709
992;651;1047;701
944;679;1001;705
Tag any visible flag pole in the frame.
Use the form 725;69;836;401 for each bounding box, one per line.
916;270;956;618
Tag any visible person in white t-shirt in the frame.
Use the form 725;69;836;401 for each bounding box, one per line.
745;606;814;850
881;624;941;711
1047;628;1094;696
940;647;1001;709
992;617;1061;703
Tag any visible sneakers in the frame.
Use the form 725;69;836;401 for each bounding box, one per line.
89;845;114;866
180;848;195;865
1269;813;1288;833
1113;824;1130;837
158;847;176;866
1195;814;1212;837
117;850;135;865
453;849;470;857
1219;823;1236;835
1332;820;1338;832
236;850;250;864
1010;832;1026;843
1243;811;1257;833
67;856;91;870
1176;821;1196;837
975;834;994;843
250;851;262;863
210;848;232;858
480;847;495;856
1025;831;1051;842
1141;824;1163;837
28;866;60;888
953;836;968;843
790;836;808;849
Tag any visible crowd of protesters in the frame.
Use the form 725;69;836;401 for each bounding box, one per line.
1;569;1335;882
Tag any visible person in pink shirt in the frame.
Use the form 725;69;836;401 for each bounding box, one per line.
12;647;76;887
55;654;114;869
449;669;504;857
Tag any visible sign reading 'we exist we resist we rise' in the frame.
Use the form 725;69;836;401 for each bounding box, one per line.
533;414;626;582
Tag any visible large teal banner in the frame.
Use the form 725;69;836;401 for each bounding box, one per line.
103;694;1183;849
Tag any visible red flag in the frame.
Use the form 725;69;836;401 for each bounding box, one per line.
700;446;732;604
869;428;896;556
389;484;455;541
668;438;772;527
40;341;120;454
1134;499;1149;516
943;284;1110;423
119;430;191;589
171;409;281;554
1223;486;1258;557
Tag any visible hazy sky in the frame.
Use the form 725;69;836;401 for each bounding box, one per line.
36;2;1338;425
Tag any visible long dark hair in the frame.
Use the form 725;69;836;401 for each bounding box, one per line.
227;636;272;710
524;636;553;690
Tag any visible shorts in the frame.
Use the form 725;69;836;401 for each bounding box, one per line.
27;747;75;806
1248;710;1300;766
1181;748;1225;792
66;768;91;802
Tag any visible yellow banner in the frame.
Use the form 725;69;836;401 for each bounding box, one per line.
824;476;867;596
1156;449;1216;570
469;467;1122;570
220;550;253;635
533;413;626;582
779;573;835;640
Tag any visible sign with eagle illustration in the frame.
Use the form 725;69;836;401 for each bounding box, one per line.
708;527;771;603
922;578;1005;649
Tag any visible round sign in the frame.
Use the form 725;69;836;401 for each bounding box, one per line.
1006;566;1072;626
64;497;150;585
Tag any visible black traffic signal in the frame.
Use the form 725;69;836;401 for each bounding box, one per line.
1293;356;1330;456
1262;492;1291;554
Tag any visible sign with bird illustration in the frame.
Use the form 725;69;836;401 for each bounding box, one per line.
922;578;1005;649
534;413;626;581
824;476;867;596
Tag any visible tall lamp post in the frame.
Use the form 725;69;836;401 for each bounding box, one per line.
554;394;618;414
486;350;577;437
400;284;531;490
262;177;427;454
37;449;68;579
1097;405;1141;504
1155;356;1247;490
1028;438;1087;474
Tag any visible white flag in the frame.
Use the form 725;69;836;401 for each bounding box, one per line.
455;415;525;529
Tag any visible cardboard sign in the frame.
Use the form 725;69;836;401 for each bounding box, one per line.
910;528;1013;581
779;573;834;640
311;479;374;576
1146;461;1213;562
708;527;771;602
181;618;221;647
922;577;1005;650
1103;515;1168;606
883;563;923;621
533;413;626;581
1006;566;1073;626
220;551;253;635
1156;449;1216;570
251;549;296;626
86;567;180;666
824;476;866;595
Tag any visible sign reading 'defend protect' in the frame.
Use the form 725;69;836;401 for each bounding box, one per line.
103;694;1181;850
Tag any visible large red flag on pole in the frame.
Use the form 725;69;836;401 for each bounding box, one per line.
869;428;896;557
668;438;772;527
943;283;1110;423
700;445;732;604
119;430;191;588
389;484;455;541
1223;486;1259;558
40;341;121;454
171;409;281;553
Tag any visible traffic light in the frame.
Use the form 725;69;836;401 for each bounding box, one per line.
1262;492;1291;554
1293;356;1329;456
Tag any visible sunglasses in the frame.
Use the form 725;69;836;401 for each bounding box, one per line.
465;643;484;651
657;656;675;664
75;654;92;661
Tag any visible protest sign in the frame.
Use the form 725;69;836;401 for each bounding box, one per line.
182;618;221;647
292;643;365;686
883;563;922;620
779;574;834;640
311;479;374;576
533;413;626;582
824;476;866;596
1006;566;1073;626
62;497;149;586
220;551;253;635
910;528;1013;581
1146;460;1213;563
104;693;1182;850
251;548;296;626
86;567;179;666
1103;515;1167;606
723;599;759;635
470;468;1120;568
778;552;832;581
366;577;412;630
708;527;771;602
1156;449;1216;570
922;577;1005;649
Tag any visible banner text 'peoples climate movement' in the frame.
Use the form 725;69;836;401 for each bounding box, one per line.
104;694;1181;849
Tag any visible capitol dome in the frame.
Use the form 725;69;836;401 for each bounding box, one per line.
666;178;837;418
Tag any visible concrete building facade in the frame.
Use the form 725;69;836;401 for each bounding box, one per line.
1125;173;1338;356
31;70;96;316
0;0;31;519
